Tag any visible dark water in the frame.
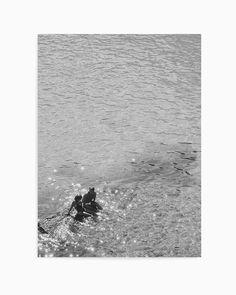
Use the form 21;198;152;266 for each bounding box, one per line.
38;35;201;257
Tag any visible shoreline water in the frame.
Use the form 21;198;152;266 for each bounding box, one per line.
38;142;200;257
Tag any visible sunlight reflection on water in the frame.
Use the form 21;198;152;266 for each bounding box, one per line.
38;35;200;257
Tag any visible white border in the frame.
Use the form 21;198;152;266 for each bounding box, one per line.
1;0;236;294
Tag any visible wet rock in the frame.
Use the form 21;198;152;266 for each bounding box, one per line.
38;222;48;234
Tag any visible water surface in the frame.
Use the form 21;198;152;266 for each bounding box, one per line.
38;34;201;257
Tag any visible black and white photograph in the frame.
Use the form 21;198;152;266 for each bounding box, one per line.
2;0;236;294
38;34;201;257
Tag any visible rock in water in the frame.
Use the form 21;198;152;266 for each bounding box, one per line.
38;222;48;234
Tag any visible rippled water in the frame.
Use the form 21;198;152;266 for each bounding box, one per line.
38;34;201;257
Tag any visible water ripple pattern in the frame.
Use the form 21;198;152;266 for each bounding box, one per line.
38;35;201;257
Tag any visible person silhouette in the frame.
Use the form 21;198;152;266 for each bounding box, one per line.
67;195;92;221
81;188;103;214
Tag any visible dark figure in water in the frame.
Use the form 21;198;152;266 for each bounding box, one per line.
38;222;48;234
81;187;103;214
67;195;92;221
